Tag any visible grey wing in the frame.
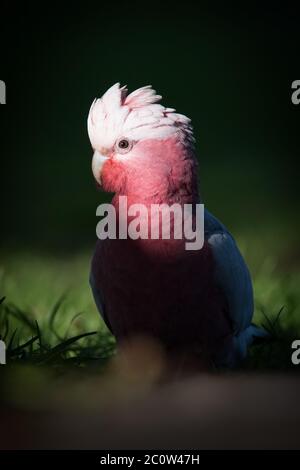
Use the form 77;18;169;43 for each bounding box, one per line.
205;209;254;334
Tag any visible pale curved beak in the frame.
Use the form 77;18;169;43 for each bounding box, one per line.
92;151;108;185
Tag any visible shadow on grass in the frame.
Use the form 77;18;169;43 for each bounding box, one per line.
243;306;299;371
0;296;115;370
1;296;299;373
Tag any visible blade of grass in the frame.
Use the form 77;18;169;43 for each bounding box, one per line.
48;294;67;341
7;328;18;351
34;331;97;364
5;303;36;332
9;335;39;357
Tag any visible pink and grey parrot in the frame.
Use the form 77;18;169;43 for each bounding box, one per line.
88;83;265;368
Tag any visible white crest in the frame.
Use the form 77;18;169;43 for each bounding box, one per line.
87;83;194;150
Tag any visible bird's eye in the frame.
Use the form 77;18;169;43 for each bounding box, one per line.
115;137;133;154
118;139;129;149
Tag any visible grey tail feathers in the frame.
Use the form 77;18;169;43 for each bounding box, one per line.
216;324;269;368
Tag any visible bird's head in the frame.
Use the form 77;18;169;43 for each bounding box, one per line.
88;83;198;203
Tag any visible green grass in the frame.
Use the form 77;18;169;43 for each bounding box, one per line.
0;251;115;369
0;228;300;374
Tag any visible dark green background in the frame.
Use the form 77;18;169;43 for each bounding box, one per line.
0;2;299;252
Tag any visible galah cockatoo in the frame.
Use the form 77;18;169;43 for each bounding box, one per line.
88;83;265;368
